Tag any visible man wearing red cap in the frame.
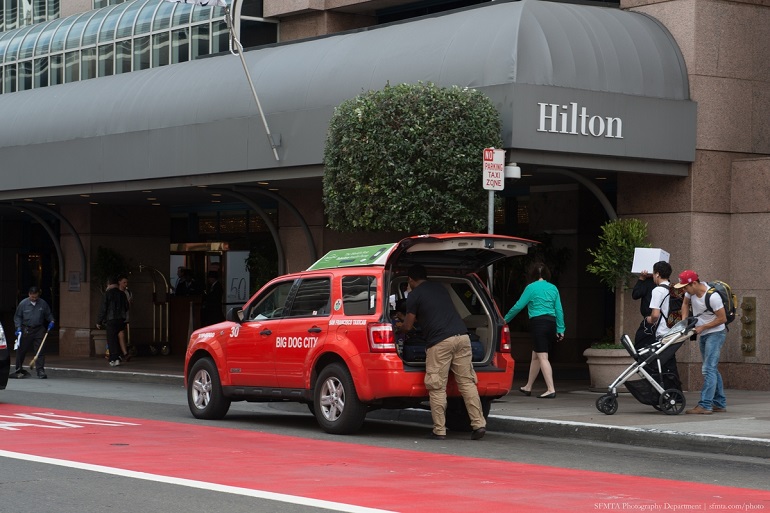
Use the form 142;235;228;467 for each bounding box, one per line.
673;270;728;414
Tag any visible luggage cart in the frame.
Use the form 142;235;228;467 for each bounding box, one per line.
138;264;171;356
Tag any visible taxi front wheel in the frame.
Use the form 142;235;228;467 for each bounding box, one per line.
188;358;231;420
314;363;367;435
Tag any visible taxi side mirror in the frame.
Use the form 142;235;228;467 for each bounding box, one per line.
226;307;243;323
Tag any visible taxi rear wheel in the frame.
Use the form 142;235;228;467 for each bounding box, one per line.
188;358;231;420
314;363;367;435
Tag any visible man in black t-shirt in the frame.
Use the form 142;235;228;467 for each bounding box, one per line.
400;264;486;440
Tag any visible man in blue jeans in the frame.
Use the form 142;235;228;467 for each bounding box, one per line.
674;270;727;414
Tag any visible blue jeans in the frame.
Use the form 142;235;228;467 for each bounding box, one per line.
698;330;727;410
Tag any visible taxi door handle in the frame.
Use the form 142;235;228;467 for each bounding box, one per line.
260;329;272;336
308;327;322;333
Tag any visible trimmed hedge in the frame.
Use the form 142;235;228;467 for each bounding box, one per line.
323;82;503;233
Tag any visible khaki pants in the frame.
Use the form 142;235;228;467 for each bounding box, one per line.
424;334;485;435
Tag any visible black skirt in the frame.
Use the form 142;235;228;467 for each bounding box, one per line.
530;315;556;353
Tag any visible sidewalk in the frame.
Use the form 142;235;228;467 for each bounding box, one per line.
30;354;770;458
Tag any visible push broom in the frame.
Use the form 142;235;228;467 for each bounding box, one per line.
29;329;51;370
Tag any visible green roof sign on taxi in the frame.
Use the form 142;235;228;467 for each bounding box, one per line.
307;243;396;270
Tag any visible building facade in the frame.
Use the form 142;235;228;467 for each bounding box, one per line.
0;0;768;390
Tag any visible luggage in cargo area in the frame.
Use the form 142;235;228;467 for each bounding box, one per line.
402;334;485;363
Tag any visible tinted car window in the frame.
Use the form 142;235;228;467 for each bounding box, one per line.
342;276;377;315
450;281;486;315
286;278;331;317
245;280;295;320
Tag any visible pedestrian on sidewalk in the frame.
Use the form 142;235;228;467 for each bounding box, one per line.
674;270;727;415
635;261;681;388
399;264;486;440
632;270;655;333
200;271;225;326
504;262;565;399
12;286;55;379
117;276;133;362
96;275;130;367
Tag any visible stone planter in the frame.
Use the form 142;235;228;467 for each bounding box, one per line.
583;348;635;392
92;329;108;357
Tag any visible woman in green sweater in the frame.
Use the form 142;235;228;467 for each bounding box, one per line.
504;262;565;398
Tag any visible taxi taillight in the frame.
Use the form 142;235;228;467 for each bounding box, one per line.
500;324;511;352
368;323;396;352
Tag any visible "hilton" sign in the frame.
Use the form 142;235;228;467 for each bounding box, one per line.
537;102;623;139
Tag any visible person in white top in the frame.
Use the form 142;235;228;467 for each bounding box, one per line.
645;261;672;340
674;270;727;415
642;261;681;387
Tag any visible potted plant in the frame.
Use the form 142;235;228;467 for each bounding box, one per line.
584;218;650;391
582;328;633;392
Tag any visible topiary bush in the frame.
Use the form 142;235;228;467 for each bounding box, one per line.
586;218;650;292
323;82;503;233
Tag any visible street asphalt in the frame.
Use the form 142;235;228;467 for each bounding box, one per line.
18;354;770;459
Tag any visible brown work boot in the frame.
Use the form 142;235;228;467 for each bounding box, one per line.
712;406;727;413
685;405;713;415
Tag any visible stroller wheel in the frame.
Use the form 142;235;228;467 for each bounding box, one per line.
659;389;686;415
596;394;618;415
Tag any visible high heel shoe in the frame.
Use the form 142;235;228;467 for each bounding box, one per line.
538;392;556;399
519;387;531;397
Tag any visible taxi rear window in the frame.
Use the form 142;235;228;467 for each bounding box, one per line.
342;276;377;315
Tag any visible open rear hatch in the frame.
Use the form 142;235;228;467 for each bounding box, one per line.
387;233;536;273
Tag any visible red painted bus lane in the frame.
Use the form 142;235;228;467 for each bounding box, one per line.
1;406;769;513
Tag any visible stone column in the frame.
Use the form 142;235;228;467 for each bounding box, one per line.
618;0;770;390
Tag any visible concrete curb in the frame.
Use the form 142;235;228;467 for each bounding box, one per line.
369;408;770;459
47;367;184;386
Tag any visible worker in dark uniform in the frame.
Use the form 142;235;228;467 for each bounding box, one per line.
13;286;55;379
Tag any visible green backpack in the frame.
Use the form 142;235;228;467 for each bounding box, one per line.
705;280;737;326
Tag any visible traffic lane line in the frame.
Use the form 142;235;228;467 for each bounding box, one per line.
2;406;770;513
0;450;395;513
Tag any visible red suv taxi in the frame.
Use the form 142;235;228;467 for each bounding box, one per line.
184;233;534;434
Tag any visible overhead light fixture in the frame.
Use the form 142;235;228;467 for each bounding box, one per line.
258;181;269;185
504;163;521;179
23;198;34;202
142;190;153;193
89;201;99;205
152;202;161;206
211;193;222;197
147;197;157;201
80;194;90;198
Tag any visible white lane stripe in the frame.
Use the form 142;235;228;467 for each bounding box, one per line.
0;450;396;513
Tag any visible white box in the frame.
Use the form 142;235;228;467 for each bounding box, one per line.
631;248;670;274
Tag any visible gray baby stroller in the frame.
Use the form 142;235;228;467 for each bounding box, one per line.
595;317;697;416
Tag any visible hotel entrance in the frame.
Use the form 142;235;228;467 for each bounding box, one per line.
167;243;252;356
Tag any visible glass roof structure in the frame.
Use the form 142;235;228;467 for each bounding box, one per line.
0;0;277;93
